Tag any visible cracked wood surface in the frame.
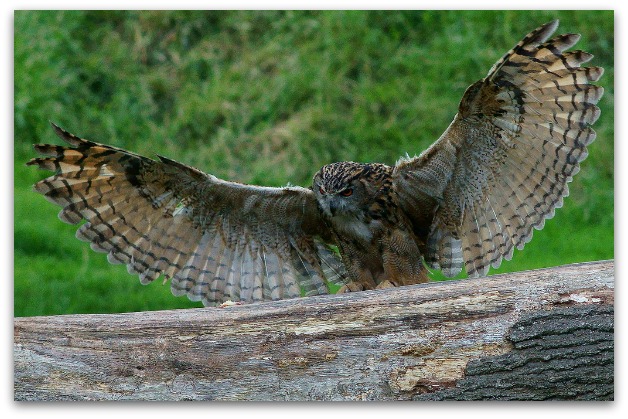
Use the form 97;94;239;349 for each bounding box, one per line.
14;260;614;401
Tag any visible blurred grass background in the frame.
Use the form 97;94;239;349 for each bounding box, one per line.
14;10;614;316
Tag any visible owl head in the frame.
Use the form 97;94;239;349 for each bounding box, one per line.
312;162;390;219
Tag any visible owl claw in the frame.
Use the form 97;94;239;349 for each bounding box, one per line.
375;280;398;289
337;282;365;294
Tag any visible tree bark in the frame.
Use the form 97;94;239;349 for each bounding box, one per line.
14;260;614;401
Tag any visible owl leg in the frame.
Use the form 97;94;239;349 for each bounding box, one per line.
336;259;377;293
380;229;430;287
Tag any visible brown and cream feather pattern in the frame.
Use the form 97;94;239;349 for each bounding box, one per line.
394;20;603;278
28;20;603;305
29;125;347;305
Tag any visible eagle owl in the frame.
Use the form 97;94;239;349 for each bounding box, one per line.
28;21;604;306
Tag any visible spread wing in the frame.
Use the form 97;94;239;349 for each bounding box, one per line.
393;20;604;277
28;123;347;305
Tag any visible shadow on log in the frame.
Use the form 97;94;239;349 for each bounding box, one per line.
14;260;614;401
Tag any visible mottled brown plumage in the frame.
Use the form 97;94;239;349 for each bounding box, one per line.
28;20;603;305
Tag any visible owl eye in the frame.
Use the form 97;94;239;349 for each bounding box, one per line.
340;188;353;197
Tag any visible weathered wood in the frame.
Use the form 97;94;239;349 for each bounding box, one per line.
415;304;613;400
14;260;614;401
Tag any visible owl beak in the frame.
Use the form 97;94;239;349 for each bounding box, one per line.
329;200;339;217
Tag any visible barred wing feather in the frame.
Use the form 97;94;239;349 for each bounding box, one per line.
394;20;603;278
28;124;347;305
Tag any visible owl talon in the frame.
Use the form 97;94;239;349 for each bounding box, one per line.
375;280;398;289
337;282;365;294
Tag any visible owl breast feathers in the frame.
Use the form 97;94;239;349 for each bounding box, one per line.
28;20;603;306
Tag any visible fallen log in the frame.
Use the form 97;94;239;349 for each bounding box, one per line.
14;260;614;401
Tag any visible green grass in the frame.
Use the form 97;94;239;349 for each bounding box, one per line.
14;10;614;316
